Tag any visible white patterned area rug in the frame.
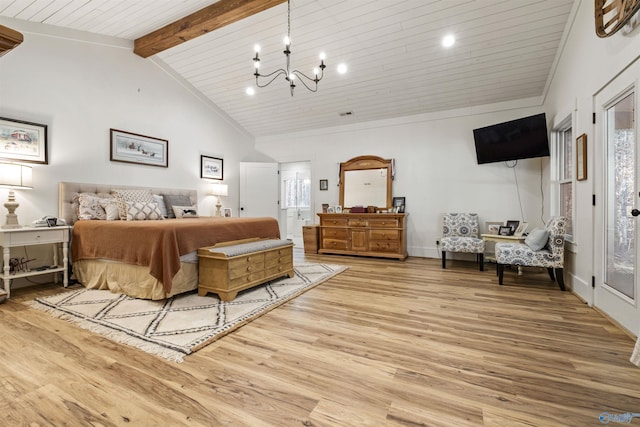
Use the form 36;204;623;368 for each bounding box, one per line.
29;263;346;362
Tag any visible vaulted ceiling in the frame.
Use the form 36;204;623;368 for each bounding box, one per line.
1;0;576;137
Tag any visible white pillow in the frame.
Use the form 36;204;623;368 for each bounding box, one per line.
126;201;164;221
525;228;549;251
172;205;199;218
112;189;154;220
152;194;169;218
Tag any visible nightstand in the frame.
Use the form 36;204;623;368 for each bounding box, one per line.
0;226;70;298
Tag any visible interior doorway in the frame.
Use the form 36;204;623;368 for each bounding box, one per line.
280;162;311;247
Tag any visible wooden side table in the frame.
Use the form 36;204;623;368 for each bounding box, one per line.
0;226;70;299
481;234;527;274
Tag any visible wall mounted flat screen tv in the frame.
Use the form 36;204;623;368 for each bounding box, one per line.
473;113;550;164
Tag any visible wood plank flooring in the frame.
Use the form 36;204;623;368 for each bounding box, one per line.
1;250;639;426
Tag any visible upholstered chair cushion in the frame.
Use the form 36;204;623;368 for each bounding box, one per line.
441;213;485;271
441;236;485;253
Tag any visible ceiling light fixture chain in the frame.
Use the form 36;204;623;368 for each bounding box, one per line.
252;0;326;96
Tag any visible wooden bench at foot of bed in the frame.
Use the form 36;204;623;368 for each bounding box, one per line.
197;238;294;301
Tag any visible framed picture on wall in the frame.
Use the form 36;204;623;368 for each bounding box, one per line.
201;155;223;180
319;179;328;190
0;117;48;164
576;133;587;181
110;129;168;168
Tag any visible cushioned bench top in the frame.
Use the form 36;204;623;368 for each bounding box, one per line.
205;239;292;257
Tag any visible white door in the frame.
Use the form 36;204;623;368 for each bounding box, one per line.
594;65;640;334
239;162;279;219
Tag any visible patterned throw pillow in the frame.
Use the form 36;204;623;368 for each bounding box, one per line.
112;189;154;220
162;194;192;218
152;194;168;218
77;194;107;220
99;198;120;221
126;201;164;221
172;205;198;218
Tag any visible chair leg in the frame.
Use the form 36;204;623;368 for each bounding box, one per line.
546;268;555;281
555;268;566;291
479;253;484;271
497;264;504;285
442;252;446;269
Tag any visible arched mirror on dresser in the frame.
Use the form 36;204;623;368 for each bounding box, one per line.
318;155;407;260
339;155;393;210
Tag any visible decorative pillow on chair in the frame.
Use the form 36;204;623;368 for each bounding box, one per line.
112;189;155;220
525;228;549;251
172;205;199;218
126;201;164;221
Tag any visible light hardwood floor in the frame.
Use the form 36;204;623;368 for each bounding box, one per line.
1;250;639;426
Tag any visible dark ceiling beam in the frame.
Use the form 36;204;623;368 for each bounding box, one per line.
134;0;286;58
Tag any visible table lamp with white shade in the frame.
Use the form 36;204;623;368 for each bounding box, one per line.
210;183;228;217
0;163;32;228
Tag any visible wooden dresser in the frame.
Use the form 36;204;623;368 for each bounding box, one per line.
317;213;407;260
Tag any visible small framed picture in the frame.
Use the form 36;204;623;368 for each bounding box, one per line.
327;206;335;213
110;128;168;168
514;222;529;236
335;205;343;213
201;155;223;180
506;220;520;235
319;179;328;191
485;222;503;235
498;226;512;236
223;208;232;218
322;203;329;213
392;196;405;213
576;133;587;181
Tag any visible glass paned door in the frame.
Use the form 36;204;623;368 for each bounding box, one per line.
605;93;635;299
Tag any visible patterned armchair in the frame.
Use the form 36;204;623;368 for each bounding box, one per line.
441;213;485;271
494;217;567;291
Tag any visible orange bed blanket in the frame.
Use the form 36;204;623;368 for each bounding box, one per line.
71;217;280;293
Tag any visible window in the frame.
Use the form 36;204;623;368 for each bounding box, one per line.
553;118;574;239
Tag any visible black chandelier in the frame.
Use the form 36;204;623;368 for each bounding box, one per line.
252;0;326;96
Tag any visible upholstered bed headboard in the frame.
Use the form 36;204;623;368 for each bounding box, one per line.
59;181;197;225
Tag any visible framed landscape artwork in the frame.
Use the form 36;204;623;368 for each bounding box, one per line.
110;129;167;168
0;117;48;164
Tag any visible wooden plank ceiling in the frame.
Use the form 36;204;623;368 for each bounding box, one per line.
0;0;576;138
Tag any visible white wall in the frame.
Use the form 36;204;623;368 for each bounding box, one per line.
256;99;549;258
0;18;270;223
543;0;640;304
0;18;271;287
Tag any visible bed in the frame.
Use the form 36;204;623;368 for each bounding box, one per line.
59;182;281;300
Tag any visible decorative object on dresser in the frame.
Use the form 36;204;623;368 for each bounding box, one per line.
210;183;228;217
0;117;48;164
30;262;347;362
318;213;407;260
201;155;223;180
110;129;168;168
441;213;485;271
0;225;70;299
494;217;567;291
0;163;32;228
392;196;405;213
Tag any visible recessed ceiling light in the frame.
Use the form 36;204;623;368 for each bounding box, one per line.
337;63;348;74
245;87;255;96
442;34;455;48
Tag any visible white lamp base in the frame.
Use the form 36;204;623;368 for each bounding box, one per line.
3;191;22;228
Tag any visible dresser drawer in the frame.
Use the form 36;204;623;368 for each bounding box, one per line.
321;218;348;227
369;240;400;252
322;239;349;250
368;218;399;228
321;228;348;239
7;229;67;245
347;218;368;227
370;229;399;240
229;271;266;287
